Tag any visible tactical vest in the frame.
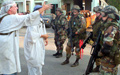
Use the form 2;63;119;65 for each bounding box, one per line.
54;14;66;28
92;19;103;41
54;14;67;36
70;14;86;40
103;22;120;65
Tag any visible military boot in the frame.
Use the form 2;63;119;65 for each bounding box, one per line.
56;53;62;58
92;65;100;72
61;57;69;65
71;57;80;67
53;51;59;56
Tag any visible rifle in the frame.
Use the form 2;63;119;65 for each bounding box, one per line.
68;17;74;53
81;32;93;49
84;30;102;75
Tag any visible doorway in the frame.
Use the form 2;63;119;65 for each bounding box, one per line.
74;0;83;10
51;4;58;14
73;0;92;10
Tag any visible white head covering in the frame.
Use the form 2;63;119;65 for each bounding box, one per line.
0;0;16;18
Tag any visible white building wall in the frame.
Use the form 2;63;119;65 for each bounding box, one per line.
17;2;23;13
0;0;26;12
30;0;47;13
14;0;26;12
0;0;4;8
47;0;59;5
30;0;35;12
0;0;59;13
91;0;99;12
46;0;60;13
23;0;26;12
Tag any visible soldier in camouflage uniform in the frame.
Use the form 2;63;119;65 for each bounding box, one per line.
98;5;120;75
91;6;103;72
52;8;68;58
61;5;86;67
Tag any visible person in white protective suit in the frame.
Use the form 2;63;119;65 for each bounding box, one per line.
24;5;48;75
0;1;52;75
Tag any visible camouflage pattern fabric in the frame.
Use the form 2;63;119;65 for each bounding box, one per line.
56;8;63;13
99;21;119;75
93;6;103;13
66;14;86;58
99;56;118;75
91;18;103;66
92;18;103;42
102;5;118;14
72;5;80;11
66;45;80;59
54;14;68;53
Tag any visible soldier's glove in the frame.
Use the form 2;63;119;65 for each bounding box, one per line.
101;43;111;56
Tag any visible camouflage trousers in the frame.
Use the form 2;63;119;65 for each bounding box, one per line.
98;56;118;75
66;38;80;59
54;35;66;53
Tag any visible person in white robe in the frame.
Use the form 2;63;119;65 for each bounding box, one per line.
24;5;48;75
0;1;52;75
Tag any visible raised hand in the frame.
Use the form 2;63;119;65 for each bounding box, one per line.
38;2;53;14
43;2;53;10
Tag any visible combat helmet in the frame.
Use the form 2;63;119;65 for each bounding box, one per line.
72;5;80;12
107;14;116;19
102;5;118;14
102;5;119;20
56;8;63;13
93;6;103;13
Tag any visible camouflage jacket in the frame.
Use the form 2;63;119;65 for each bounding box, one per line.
54;14;68;36
99;21;120;58
99;21;120;67
68;14;86;39
92;18;103;41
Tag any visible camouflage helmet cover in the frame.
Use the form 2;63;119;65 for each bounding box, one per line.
72;5;80;11
56;8;63;13
107;14;116;19
93;6;103;12
102;5;118;14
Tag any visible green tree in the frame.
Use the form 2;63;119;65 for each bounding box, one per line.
105;0;120;11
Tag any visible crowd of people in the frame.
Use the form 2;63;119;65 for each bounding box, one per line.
0;0;120;75
51;4;120;75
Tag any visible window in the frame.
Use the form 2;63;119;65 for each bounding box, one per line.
35;3;42;5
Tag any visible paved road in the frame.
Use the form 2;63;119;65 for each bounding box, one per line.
18;28;120;75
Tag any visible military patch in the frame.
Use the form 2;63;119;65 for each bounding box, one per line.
74;22;76;25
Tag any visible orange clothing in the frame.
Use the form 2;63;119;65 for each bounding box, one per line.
86;14;96;28
67;15;71;21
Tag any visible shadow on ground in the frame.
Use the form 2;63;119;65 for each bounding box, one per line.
18;47;91;75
